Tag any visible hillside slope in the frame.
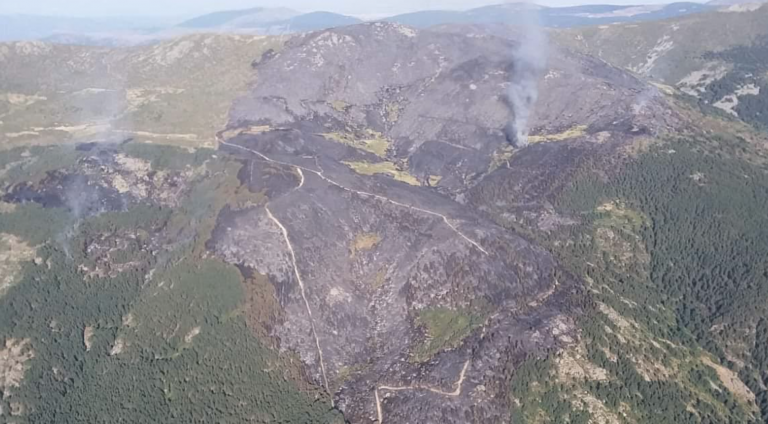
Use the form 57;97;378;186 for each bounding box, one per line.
0;34;282;150
0;20;766;424
218;22;756;423
553;4;768;128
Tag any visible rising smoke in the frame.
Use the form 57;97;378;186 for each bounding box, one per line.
505;6;548;148
58;68;130;258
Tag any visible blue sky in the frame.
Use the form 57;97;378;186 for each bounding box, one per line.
0;0;692;18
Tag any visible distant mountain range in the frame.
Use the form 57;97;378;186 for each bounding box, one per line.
386;2;713;28
177;9;364;34
708;0;768;5
0;1;757;45
174;2;713;33
177;7;300;29
0;15;173;42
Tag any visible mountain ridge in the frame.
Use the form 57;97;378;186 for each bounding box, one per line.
386;2;714;28
0;2;722;45
177;7;300;29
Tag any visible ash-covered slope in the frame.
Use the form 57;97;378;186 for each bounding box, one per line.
215;22;679;423
229;22;675;193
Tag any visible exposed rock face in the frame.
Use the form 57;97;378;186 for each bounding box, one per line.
215;22;678;423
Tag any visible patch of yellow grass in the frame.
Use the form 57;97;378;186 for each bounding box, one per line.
596;200;648;230
330;100;348;112
650;81;677;96
0;202;17;214
350;232;381;258
342;160;420;186
528;125;588;144
385;103;402;123
220;125;272;141
321;129;390;158
489;145;515;172
372;268;387;290
428;175;442;186
3;93;47;106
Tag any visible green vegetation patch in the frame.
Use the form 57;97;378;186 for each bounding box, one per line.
124;258;243;359
166;158;265;256
0;142;339;423
122;143;215;171
0;145;81;187
0;203;72;245
594;200;648;231
371;268;387;290
0;244;340;423
544;134;768;423
510;357;589;424
411;307;483;363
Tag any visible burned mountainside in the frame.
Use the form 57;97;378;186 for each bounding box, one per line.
0;19;763;424
227;22;677;194
213;22;682;423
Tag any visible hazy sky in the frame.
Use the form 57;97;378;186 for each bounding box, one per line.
0;0;687;18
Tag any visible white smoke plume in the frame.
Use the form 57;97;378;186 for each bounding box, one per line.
506;6;548;147
58;60;131;258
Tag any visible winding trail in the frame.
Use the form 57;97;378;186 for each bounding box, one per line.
374;360;471;423
220;139;488;255
246;140;328;399
296;167;305;188
220;136;487;417
222;135;562;422
264;205;331;399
